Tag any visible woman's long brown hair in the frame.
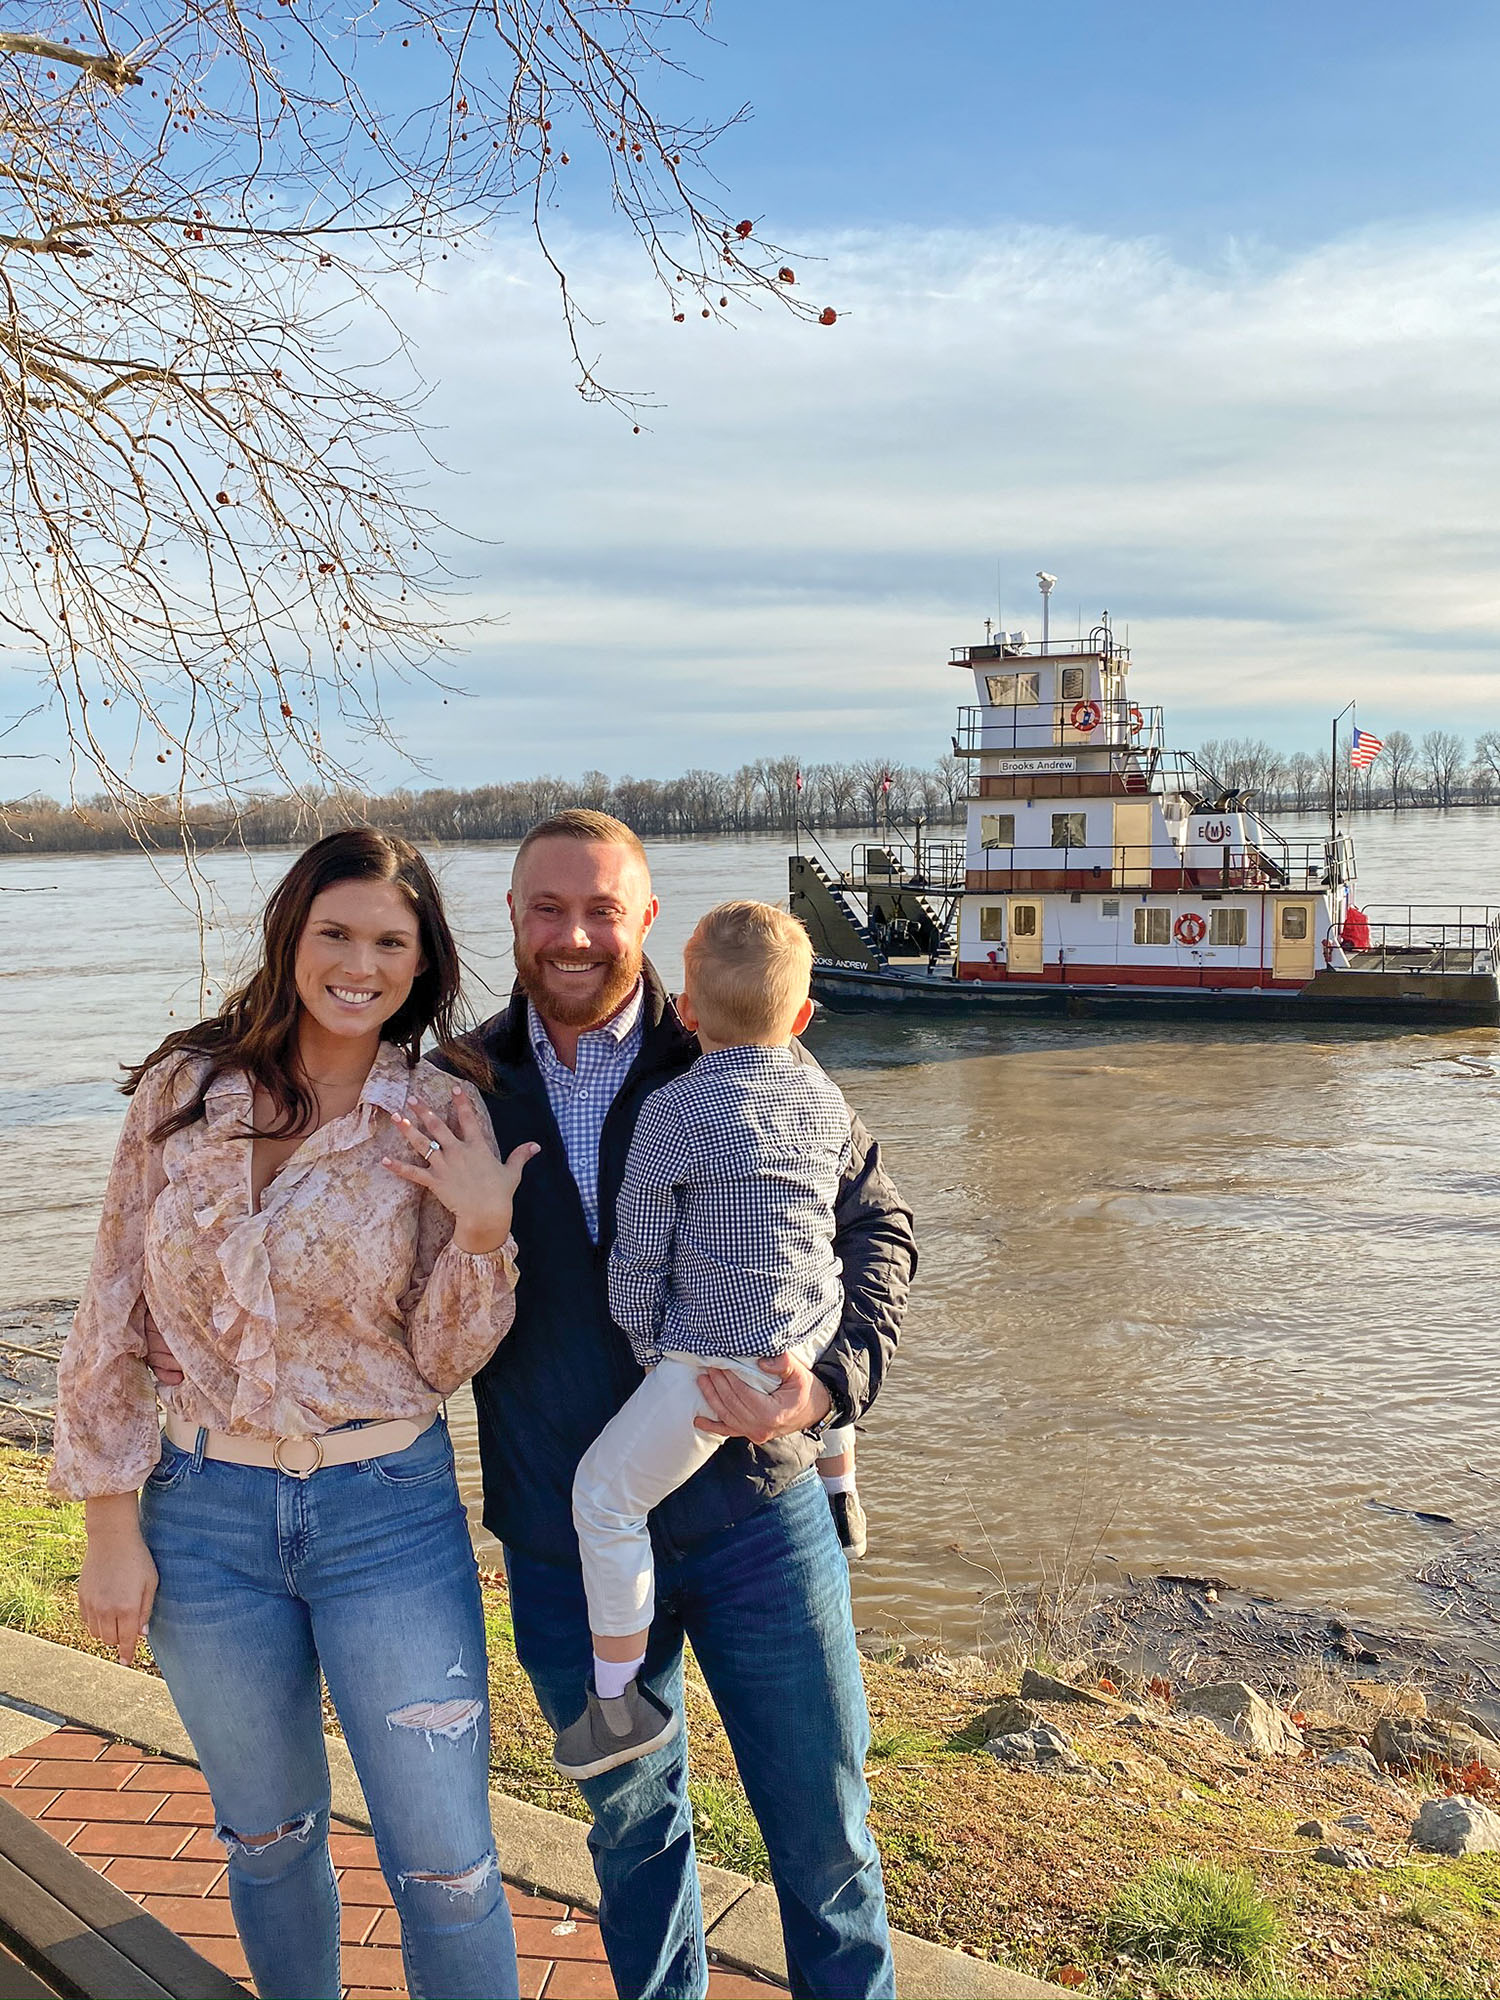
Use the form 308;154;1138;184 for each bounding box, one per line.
125;828;489;1141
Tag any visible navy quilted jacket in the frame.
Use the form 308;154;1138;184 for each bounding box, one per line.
437;962;916;1567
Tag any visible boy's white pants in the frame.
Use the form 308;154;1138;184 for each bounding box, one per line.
573;1338;852;1637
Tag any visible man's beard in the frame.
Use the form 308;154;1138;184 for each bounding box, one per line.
514;936;643;1028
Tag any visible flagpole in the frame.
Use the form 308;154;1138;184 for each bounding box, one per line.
1330;700;1356;851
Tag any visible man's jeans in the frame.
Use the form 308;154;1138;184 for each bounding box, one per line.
141;1419;520;2000
508;1469;894;2000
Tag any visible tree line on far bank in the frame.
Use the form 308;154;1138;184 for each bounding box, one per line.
1199;729;1500;814
0;756;969;855
4;730;1496;857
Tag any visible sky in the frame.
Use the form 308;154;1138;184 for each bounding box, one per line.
362;0;1500;786
685;0;1500;252
8;0;1500;792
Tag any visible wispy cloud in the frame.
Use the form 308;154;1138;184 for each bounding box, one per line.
375;213;1500;781
14;217;1495;791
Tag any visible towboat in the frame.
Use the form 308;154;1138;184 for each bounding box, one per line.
789;609;1499;1024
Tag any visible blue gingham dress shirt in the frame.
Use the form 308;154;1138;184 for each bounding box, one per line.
607;1044;853;1369
528;984;645;1241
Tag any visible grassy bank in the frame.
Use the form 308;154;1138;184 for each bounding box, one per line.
5;1444;1498;1998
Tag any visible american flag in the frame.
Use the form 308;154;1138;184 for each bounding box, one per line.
1350;727;1384;769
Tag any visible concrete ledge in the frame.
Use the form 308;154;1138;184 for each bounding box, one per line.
704;1883;1064;1998
0;1627;1067;1998
0;1629;750;1920
0;1627;197;1762
0;1702;57;1759
890;1929;1072;2000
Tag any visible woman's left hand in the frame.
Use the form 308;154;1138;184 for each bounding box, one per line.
384;1089;539;1254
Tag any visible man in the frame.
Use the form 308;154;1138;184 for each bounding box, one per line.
155;808;915;2000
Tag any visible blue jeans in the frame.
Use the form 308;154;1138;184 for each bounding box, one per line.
507;1469;893;2000
140;1419;519;2000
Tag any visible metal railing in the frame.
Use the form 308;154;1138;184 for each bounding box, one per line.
968;841;1340;891
955;700;1165;757
1356;905;1500;966
1170;748;1305;887
847;838;967;892
792;817;855;885
950;638;1132;664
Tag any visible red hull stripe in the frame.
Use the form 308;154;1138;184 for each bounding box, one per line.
955;961;1307;990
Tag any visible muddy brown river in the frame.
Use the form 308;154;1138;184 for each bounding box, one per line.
4;812;1498;1651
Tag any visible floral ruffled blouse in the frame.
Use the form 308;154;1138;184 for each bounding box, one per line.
50;1042;518;1499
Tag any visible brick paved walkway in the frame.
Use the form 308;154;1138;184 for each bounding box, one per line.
0;1726;779;1999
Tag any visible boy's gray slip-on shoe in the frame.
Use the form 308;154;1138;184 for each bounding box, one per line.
829;1488;868;1560
553;1682;680;1780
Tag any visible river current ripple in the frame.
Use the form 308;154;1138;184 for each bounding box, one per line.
3;810;1498;1652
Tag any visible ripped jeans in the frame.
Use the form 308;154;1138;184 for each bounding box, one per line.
140;1418;518;2000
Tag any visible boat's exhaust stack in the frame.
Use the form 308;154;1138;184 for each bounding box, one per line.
1036;570;1056;650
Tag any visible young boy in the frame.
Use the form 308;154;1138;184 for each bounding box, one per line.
553;899;866;1780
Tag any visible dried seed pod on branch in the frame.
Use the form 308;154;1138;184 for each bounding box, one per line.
0;2;824;829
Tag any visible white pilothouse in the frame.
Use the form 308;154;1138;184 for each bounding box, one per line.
789;589;1499;1023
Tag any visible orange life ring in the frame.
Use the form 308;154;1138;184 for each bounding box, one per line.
1070;698;1102;732
1129;704;1144;735
1174;911;1207;946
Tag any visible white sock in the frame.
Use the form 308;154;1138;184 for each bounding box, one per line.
820;1471;857;1497
594;1653;645;1701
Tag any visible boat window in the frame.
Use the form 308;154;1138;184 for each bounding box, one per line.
1051;812;1087;849
1059;667;1087;700
1281;906;1308;940
985;672;1040;707
1100;898;1120;918
1133;907;1170;945
980;813;1016;848
1210;908;1247;946
1011;904;1039;938
978;905;1004;941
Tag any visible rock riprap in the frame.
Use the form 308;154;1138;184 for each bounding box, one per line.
900;1648;987;1684
1018;1668;1111;1707
1174;1681;1304;1755
1409;1796;1500;1857
984;1722;1085;1774
1429;1702;1500;1743
1321;1745;1380;1777
1372;1714;1496;1772
977;1698;1040;1739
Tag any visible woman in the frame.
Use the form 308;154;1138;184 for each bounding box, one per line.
51;828;537;2000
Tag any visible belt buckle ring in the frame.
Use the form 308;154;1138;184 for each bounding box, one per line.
273;1434;325;1479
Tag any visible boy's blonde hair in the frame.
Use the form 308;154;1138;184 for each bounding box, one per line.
683;900;813;1044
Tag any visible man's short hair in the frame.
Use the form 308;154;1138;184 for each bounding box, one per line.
513;809;649;885
683;900;813;1043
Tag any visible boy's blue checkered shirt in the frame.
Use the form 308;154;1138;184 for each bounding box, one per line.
607;1042;854;1369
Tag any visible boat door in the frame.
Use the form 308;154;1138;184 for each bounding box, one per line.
1007;899;1043;974
1273;900;1316;981
1113;802;1153;888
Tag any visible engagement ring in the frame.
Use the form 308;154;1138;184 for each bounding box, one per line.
424;1138;442;1160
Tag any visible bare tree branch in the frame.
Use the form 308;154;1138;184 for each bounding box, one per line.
0;1;830;831
0;32;142;89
